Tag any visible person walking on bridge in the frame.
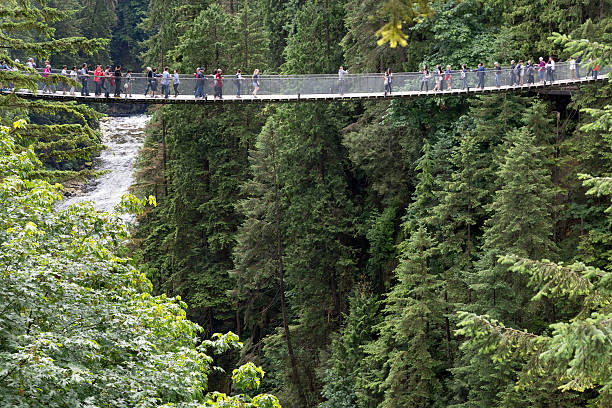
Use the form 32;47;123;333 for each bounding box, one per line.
548;57;555;83
338;66;348;95
434;65;442;92
80;63;90;96
42;63;53;94
94;65;103;96
461;65;468;89
252;68;260;97
150;68;160;98
102;66;111;98
569;56;576;79
114;65;122;98
586;57;593;78
510;60;516;86
421;65;430;91
60;66;69;95
234;69;242;97
69;66;77;95
144;67;153;96
173;69;180;97
124;70;133;97
384;68;393;96
476;63;485;89
445;65;452;90
161;67;170;99
527;60;535;84
214;69;223;99
194;67;206;98
494;62;501;87
538;57;546;83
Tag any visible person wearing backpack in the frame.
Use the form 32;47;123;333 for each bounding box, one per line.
234;69;243;97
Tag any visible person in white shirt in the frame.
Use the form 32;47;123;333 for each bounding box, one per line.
549;57;556;83
60;65;68;94
173;69;180;97
69;66;78;95
161;67;170;99
569;56;576;79
338;65;348;95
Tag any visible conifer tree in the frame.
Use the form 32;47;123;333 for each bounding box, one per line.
456;126;557;407
364;227;445;408
281;0;345;74
230;0;270;73
170;4;233;72
0;0;108;181
232;117;308;407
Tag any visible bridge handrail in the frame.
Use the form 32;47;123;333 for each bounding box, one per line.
5;61;594;79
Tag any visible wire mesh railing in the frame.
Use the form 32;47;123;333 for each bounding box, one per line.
0;62;608;100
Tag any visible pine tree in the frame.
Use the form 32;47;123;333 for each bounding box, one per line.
170;4;233;72
230;0;270;73
363;227;445;408
0;0;108;182
281;0;345;74
232;117;308;407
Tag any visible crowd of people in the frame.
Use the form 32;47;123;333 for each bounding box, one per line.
0;56;604;99
407;56;600;93
0;59;264;100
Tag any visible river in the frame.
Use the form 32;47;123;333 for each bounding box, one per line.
59;114;149;212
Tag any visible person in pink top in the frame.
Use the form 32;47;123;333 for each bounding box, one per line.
94;65;103;96
538;57;546;83
42;62;53;93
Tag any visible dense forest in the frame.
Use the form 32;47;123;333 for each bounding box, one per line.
2;0;612;406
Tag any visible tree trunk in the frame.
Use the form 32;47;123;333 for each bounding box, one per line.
444;290;453;364
162;118;168;197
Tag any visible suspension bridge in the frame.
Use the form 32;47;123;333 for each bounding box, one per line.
1;62;608;104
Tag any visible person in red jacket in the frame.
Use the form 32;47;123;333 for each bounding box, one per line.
214;68;223;99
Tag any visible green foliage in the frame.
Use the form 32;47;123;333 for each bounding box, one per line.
282;0;345;74
0;0;107;182
376;0;436;48
233;362;266;392
0;121;279;407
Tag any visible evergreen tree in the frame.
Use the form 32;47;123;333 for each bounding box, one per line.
230;0;270;73
0;0;108;182
363;227;445;408
170;3;233;72
232;117;308;407
281;0;345;74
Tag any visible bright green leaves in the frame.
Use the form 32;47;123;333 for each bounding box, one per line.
376;0;436;47
233;362;265;392
0;121;279;407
